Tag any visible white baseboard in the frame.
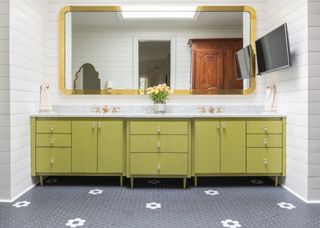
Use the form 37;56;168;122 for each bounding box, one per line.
0;184;36;203
282;185;320;204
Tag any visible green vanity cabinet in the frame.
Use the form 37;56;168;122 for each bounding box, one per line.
31;118;125;186
72;120;98;173
193;118;286;187
127;120;191;188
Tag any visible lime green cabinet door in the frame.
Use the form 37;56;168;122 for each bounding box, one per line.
72;121;97;173
220;121;246;173
194;120;220;174
97;120;123;173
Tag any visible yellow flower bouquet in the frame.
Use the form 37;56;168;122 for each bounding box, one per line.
146;84;170;104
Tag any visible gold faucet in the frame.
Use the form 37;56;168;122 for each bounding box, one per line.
102;105;109;113
112;106;120;113
92;106;101;113
197;107;206;113
208;106;215;113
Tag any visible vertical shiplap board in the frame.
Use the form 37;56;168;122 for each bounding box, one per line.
47;0;267;104
0;0;10;201
9;0;48;199
308;0;320;201
265;0;309;199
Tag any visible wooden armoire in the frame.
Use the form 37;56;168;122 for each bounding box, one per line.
189;38;243;92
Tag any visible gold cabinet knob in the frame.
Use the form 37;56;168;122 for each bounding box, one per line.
263;159;268;165
263;139;268;145
97;122;101;129
157;142;161;151
216;122;220;129
50;125;55;132
263;126;268;132
92;122;96;129
157;126;161;134
50;138;55;145
221;122;226;129
157;164;161;172
50;158;55;165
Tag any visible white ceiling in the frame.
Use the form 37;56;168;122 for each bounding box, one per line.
71;12;244;30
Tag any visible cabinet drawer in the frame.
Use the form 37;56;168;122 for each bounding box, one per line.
130;135;188;153
247;134;282;148
130;153;188;175
36;134;71;147
247;121;282;134
130;121;188;135
36;148;71;173
36;120;71;133
247;148;282;173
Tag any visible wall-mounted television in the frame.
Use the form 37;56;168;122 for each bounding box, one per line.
255;23;291;75
235;44;254;80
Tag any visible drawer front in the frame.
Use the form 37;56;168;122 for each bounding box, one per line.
130;135;188;153
247;134;282;148
247;121;282;134
130;153;188;175
36;148;71;173
36;134;71;147
247;148;282;173
36;120;71;134
130;121;188;135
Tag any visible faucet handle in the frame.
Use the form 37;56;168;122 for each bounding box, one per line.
112;106;120;113
197;107;206;113
216;107;224;113
92;106;101;113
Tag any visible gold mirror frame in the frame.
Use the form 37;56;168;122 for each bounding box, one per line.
59;6;256;95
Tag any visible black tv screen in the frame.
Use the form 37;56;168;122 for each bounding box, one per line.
235;45;254;80
256;23;291;75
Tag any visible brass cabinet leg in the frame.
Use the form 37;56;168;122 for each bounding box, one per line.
183;177;187;189
39;176;43;186
130;177;134;189
194;176;198;187
120;176;123;187
275;176;279;187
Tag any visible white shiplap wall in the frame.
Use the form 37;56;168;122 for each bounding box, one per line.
71;27;242;90
9;0;48;199
265;0;309;199
308;0;320;201
47;0;267;104
0;0;10;201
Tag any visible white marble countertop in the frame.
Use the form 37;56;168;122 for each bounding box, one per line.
30;112;286;118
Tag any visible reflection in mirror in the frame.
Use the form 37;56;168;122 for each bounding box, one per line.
139;41;170;90
63;9;254;94
74;63;101;90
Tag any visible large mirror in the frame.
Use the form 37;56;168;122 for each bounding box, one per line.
60;6;256;95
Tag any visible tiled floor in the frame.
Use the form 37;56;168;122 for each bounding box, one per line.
1;177;320;228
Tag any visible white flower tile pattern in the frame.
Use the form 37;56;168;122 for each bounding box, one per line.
45;178;58;184
88;189;103;195
250;179;264;185
12;201;31;208
148;179;160;185
204;190;219;196
146;202;161;210
221;219;241;228
65;218;86;227
277;202;296;210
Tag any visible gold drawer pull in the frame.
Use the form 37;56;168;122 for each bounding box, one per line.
50;139;55;145
50;125;55;132
92;122;96;129
157;126;161;134
50;158;55;165
221;122;226;129
263;126;268;132
263;159;268;165
98;123;101;129
216;122;220;129
263;139;268;145
157;164;161;172
157;142;161;151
